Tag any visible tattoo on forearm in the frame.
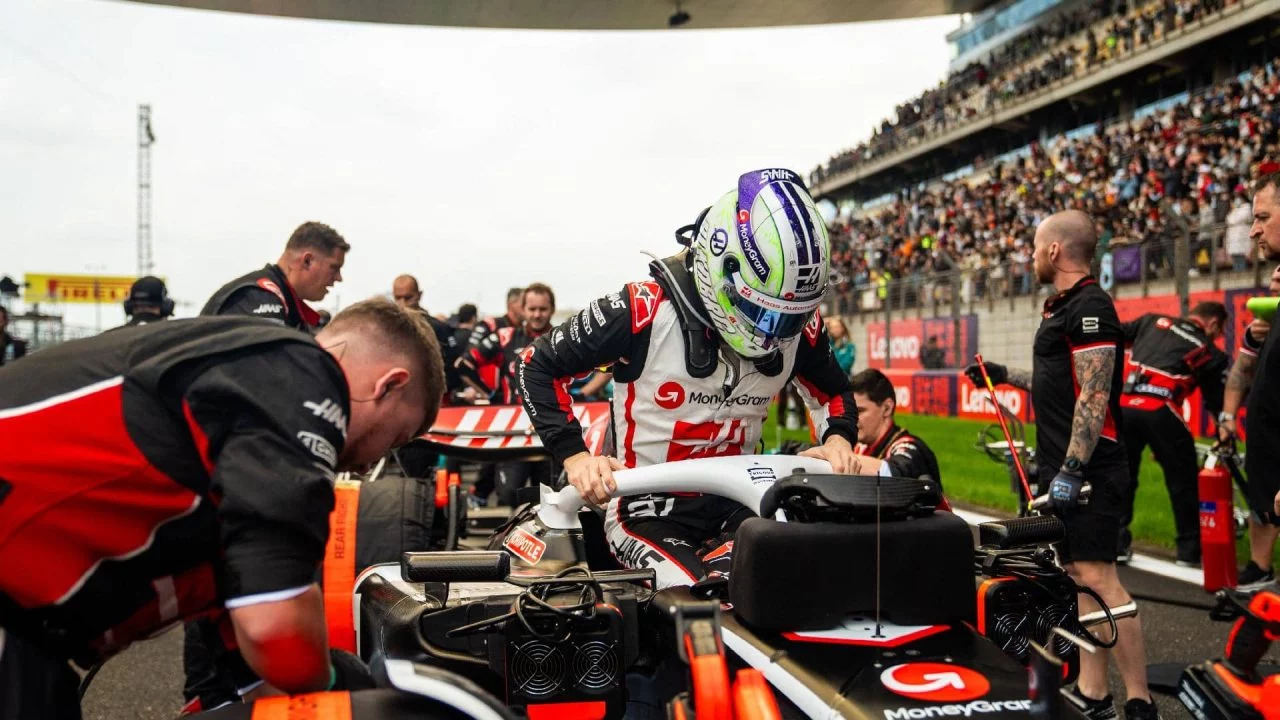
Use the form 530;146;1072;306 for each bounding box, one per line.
1006;368;1033;391
1064;347;1115;466
1224;353;1258;406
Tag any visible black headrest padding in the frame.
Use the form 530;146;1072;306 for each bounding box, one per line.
729;512;975;631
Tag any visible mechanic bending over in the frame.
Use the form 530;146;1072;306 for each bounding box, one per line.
519;168;859;590
186;220;351;709
202;221;348;330
0;299;444;720
965;210;1158;720
1116;301;1229;567
1219;175;1280;589
847;369;941;487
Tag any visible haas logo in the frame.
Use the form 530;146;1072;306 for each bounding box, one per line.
880;663;990;702
655;381;685;410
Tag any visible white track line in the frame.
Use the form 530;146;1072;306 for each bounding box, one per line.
952;508;1204;587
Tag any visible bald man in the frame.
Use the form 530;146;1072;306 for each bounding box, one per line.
391;275;482;405
966;210;1158;720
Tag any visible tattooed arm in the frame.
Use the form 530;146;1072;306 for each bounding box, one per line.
1063;346;1116;466
1219;351;1258;440
1004;368;1034;391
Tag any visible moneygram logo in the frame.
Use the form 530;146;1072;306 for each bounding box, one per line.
883;700;1030;720
655;381;685;410
880;663;990;702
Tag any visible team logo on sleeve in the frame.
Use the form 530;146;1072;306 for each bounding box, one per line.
1081;317;1100;333
297;431;337;466
256;278;288;305
802;311;822;346
303;398;348;437
628;281;663;332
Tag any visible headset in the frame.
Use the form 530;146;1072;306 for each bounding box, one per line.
123;277;175;318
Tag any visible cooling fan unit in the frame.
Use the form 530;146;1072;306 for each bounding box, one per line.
977;574;1079;682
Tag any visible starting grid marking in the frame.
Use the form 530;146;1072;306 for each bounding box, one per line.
952;508;1204;587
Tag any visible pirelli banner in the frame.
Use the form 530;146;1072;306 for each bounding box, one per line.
24;273;138;304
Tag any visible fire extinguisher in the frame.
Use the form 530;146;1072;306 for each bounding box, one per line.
1198;452;1237;592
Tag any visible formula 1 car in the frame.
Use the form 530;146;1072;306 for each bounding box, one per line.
351;449;1118;719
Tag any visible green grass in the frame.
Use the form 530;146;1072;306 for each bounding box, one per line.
762;405;1280;566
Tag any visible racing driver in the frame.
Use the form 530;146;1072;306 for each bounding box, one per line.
0;299;444;719
519;168;859;589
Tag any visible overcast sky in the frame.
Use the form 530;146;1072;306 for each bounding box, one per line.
1;0;958;329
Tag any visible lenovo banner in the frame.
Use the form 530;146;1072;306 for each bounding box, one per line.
866;315;978;370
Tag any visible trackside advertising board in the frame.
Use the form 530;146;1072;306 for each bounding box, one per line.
866;288;1265;439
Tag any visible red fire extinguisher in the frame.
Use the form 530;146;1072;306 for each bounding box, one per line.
1199;452;1237;591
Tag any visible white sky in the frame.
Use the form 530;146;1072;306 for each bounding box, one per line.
1;0;958;330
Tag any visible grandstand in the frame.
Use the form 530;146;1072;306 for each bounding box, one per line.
814;0;1280;379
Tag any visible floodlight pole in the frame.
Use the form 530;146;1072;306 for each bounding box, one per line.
137;105;155;276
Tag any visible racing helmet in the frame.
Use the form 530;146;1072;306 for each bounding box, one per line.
689;168;830;359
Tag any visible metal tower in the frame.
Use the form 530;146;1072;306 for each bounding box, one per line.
137;105;155;276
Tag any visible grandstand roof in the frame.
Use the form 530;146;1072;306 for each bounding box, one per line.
117;0;996;30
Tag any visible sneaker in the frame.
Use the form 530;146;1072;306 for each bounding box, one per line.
1123;697;1162;720
1238;561;1275;590
1061;686;1118;720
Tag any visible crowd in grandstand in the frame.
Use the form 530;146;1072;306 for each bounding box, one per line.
829;53;1280;310
812;0;1235;184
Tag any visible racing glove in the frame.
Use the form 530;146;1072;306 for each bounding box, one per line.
328;649;376;692
963;361;1007;388
1047;470;1084;511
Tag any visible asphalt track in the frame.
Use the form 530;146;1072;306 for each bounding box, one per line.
80;517;1269;720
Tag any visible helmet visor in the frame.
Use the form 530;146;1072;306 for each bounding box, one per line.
728;273;820;342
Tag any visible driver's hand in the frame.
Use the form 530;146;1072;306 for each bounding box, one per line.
563;452;624;505
800;435;858;474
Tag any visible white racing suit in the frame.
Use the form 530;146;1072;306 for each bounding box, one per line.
519;258;857;589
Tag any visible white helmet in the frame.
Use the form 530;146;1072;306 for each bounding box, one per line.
689;168;830;359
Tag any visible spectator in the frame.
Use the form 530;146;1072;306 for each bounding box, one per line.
825;316;856;374
0;306;26;366
1225;192;1254;271
922;336;948;369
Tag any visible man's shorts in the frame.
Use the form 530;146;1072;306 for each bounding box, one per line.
1243;457;1280;526
1048;464;1129;565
